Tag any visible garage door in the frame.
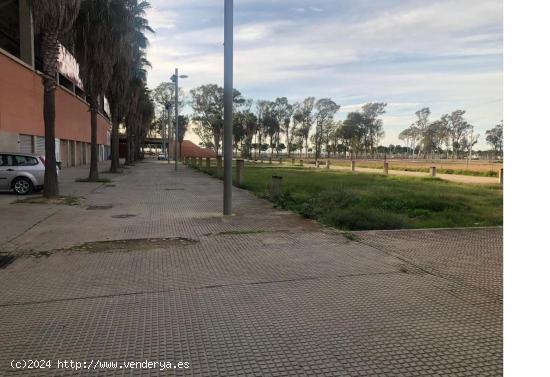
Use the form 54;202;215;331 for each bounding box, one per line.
19;134;33;153
35;136;46;156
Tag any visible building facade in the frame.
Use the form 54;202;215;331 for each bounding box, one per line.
0;0;111;168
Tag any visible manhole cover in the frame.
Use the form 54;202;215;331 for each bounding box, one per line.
111;214;136;219
0;255;16;269
86;204;113;210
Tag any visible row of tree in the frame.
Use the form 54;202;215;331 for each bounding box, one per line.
398;108;503;159
151;83;503;161
31;0;154;197
151;83;390;160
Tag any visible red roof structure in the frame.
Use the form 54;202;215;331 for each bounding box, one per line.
180;140;217;158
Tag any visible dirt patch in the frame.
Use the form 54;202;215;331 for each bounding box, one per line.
217;230;267;235
70;237;196;253
14;196;81;206
111;214;137;219
86;204;113;210
0;254;17;269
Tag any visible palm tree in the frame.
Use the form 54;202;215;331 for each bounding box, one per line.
125;49;151;165
105;0;152;172
121;0;153;165
29;1;81;197
73;0;124;181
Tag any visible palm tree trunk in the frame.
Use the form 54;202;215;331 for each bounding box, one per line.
41;32;59;198
110;110;119;172
125;123;132;165
88;101;99;181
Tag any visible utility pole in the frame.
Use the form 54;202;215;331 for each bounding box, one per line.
170;70;188;170
166;102;171;164
174;68;179;170
223;0;233;215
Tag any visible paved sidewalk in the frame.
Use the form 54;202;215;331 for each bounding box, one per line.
0;159;502;376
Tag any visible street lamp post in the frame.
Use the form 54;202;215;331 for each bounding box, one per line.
171;69;188;170
223;0;233;215
166;102;171;164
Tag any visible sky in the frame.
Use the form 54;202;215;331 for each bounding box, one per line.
146;0;503;148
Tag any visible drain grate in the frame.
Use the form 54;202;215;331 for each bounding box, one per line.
0;255;16;269
111;214;136;219
86;204;113;210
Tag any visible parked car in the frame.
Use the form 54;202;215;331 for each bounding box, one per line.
0;152;56;195
158;153;167;160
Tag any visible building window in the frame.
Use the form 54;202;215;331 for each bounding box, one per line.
0;0;20;57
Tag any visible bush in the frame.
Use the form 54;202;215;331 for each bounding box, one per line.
323;207;406;230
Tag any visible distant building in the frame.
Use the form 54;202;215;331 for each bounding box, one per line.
0;0;111;168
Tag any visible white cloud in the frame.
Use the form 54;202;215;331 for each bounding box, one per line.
146;0;502;147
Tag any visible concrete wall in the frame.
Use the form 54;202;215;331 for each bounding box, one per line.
0;51;110;159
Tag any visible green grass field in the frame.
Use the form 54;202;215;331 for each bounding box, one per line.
194;163;503;231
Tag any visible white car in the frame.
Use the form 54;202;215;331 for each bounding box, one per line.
0;152;51;195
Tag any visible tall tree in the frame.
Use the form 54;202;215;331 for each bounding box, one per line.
297;97;315;159
74;0;121;180
273;97;293;157
445;110;473;158
29;0;81;197
313;98;340;160
106;0;153;172
190;84;244;156
485;121;503;159
340;115;364;159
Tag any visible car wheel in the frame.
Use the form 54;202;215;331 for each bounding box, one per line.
12;177;33;195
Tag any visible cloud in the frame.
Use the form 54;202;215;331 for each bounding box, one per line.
146;0;502;147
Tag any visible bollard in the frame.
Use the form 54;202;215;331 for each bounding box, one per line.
236;159;244;186
499;168;503;185
292;158;295;165
315;160;320;168
299;159;303;166
270;175;282;201
351;160;356;172
430;166;436;177
216;156;222;177
279;158;282;165
206;157;211;169
326;160;330;169
383;161;389;174
198;157;203;168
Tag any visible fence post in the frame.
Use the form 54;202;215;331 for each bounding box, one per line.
270;175;282;201
269;157;272;164
430;166;436;177
351;160;356;172
291;158;295;165
315;160;320;168
236;159;244;186
383;161;389;174
299;159;303;166
499;168;503;185
326;160;330;169
279;158;282;165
